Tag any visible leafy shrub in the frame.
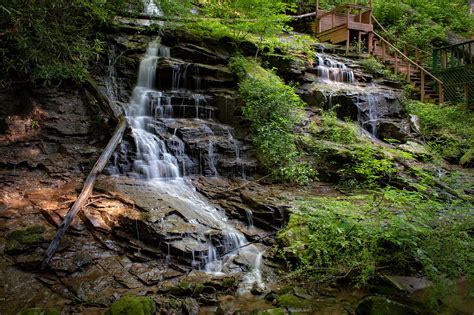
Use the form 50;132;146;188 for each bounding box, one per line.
317;110;358;144
406;101;474;165
230;56;316;184
0;0;130;87
279;188;474;288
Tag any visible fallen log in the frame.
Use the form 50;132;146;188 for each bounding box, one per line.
43;77;127;267
42;115;127;268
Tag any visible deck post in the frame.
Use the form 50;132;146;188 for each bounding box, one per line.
464;83;469;106
382;41;386;62
368;32;374;55
404;45;410;81
346;30;350;55
420;70;425;102
439;82;444;104
442;50;447;69
420;53;425;102
394;51;398;74
358;31;362;53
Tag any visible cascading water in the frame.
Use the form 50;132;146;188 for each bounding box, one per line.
353;93;384;138
125;41;180;179
316;55;355;83
116;39;264;292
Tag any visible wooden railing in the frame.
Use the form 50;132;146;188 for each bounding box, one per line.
316;4;373;33
371;30;445;103
433;40;474;72
371;14;431;67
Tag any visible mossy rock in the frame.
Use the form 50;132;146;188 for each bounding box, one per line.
18;308;60;315
106;295;155;315
6;225;46;254
356;296;418;315
276;294;307;309
168;282;193;296
258;308;286;315
221;277;236;288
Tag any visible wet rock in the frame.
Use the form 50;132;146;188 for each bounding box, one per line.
296;83;326;108
182;297;200;315
171;43;228;65
107;295;155;315
153;296;184;314
5;225;46;254
377;119;412;143
276;294;307;310
356;296;419;315
383;275;432;294
167;282;194;296
18;308;60;315
264;54;306;80
398;141;430;159
257;309;285;315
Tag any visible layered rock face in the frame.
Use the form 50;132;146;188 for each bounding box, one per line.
0;88;109;175
267;51;418;143
100;31;257;179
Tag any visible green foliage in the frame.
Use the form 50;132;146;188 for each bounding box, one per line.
18;308;60;315
373;0;472;56
230;56;316;184
0;0;129;87
345;147;396;187
406;100;474;165
279;188;474;288
176;1;315;58
106;295;155;315
317;110;358;144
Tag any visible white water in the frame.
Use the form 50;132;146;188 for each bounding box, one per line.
122;40;265;291
316;55;355;83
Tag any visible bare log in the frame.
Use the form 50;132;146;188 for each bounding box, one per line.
42;115;127;268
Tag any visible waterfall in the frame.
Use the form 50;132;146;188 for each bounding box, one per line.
354;93;382;138
125;41;180;179
143;0;162;17
366;94;379;138
316;55;354;83
119;39;264;291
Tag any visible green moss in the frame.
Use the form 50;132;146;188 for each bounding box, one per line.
6;225;46;254
18;308;60;315
356;296;417;315
221;277;236;288
258;308;286;315
168;282;193;296
193;283;204;295
106;295;155;315
276;294;307;309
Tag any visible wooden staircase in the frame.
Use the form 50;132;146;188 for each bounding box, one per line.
312;4;445;104
370;30;444;104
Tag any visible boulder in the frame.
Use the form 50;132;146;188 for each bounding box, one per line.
106;295;155;315
356;296;419;315
377;120;412;143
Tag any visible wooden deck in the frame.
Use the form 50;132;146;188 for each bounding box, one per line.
312;4;374;54
312;2;445;104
